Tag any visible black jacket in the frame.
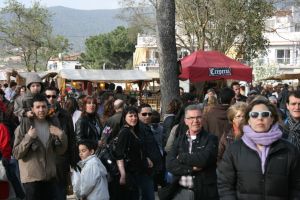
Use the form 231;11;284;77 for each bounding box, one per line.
166;128;219;200
217;139;300;200
75;114;102;144
54;105;77;182
139;122;163;172
232;94;247;103
162;114;175;146
114;126;147;174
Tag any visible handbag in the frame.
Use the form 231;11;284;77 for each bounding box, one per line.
97;128;132;177
96;138;120;176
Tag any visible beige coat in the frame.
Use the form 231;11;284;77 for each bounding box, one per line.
13;117;67;183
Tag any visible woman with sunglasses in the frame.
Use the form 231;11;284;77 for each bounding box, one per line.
75;96;103;147
218;99;300;199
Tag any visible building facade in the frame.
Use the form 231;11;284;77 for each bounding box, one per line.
261;7;300;73
47;53;83;71
134;6;300;77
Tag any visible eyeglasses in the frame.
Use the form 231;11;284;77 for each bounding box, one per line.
249;111;271;119
46;95;57;99
186;116;202;121
141;112;152;116
234;115;244;119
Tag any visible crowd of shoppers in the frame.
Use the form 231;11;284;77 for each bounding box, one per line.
0;77;300;200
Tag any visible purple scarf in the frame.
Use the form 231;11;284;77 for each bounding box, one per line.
242;123;282;174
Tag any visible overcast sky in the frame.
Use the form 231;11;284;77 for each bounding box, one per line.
0;0;121;10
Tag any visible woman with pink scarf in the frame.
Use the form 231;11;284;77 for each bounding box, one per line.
218;99;300;199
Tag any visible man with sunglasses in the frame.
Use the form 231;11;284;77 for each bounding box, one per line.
138;104;162;200
282;91;300;151
44;86;77;200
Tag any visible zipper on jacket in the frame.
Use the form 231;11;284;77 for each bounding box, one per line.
262;157;270;200
261;173;265;200
248;146;267;199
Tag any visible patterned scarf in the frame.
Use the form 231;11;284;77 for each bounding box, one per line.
286;114;300;151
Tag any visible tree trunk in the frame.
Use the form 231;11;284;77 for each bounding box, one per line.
156;0;179;115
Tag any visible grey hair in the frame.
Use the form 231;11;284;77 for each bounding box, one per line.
114;99;124;110
184;104;202;116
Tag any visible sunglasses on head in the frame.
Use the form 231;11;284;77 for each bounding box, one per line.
141;112;152;116
46;95;57;99
249;111;271;119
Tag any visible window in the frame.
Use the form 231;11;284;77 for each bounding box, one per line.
295;23;300;32
75;65;81;69
276;49;290;64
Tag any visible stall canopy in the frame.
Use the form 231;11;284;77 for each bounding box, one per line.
145;71;159;80
263;73;300;81
18;71;58;80
179;50;252;82
58;69;152;82
0;71;8;81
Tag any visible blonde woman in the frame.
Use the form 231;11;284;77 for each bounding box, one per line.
217;102;247;162
203;95;218;115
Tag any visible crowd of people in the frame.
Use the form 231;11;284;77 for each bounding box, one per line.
0;76;299;200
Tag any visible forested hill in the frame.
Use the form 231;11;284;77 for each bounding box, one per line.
48;6;128;52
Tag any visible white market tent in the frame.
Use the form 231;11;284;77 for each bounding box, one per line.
18;71;58;80
11;69;157;89
58;69;152;82
144;71;159;80
0;71;8;81
262;73;300;81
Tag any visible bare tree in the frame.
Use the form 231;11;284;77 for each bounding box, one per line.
156;0;179;114
176;0;273;62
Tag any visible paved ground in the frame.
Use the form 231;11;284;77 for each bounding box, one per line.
67;193;160;199
67;195;76;199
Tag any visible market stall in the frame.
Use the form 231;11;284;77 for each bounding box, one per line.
178;50;252;82
263;73;300;81
56;68;154;97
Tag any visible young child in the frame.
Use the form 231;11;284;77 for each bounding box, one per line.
72;140;109;200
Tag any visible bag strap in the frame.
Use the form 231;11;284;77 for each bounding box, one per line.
127;128;145;160
129;129;139;140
